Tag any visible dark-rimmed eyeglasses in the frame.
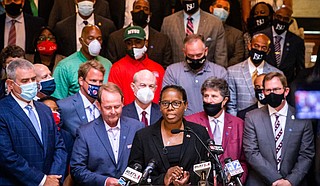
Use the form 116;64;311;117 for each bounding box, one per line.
159;100;185;109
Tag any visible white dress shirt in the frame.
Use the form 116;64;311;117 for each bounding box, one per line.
134;101;151;125
79;91;100;122
183;9;200;34
268;101;288;138
208;110;225;145
4;13;26;50
123;0;136;28
248;57;265;76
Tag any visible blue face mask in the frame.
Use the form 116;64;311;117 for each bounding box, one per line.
213;8;229;22
16;82;38;101
87;83;100;99
39;78;56;95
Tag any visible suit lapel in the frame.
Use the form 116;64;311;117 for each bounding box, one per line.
93;117;116;164
151;123;171;170
118;117;130;163
35;102;47;152
261;106;277;160
280;33;292;67
242;60;255;97
222;114;233;149
281;106;295;160
147;28;156;57
74;93;88;124
177;12;186;45
179;123;191;160
266;28;277;67
199;112;213;139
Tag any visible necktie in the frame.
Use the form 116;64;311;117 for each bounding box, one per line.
141;111;148;126
274;35;282;67
29;0;38;16
252;69;258;85
274;113;283;170
186;16;194;36
25;105;42;143
8;20;16;46
88;104;96;122
83;20;88;25
213;119;221;145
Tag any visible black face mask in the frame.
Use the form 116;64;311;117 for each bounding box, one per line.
5;3;23;17
273;19;290;35
131;10;149;27
264;92;284;108
249;48;267;65
203;102;223;117
253;16;270;31
182;0;199;15
186;55;206;70
254;88;267;105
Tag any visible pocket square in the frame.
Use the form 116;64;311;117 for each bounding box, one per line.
127;144;132;149
206;37;212;42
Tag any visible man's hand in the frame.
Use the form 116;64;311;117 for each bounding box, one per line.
272;179;292;186
44;175;62;186
106;177;120;186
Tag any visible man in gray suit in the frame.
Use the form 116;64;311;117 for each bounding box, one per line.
70;82;144;185
163;34;227;115
243;72;314;186
227;33;282;116
161;0;227;67
58;60;105;137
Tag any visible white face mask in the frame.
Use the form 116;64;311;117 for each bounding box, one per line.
85;39;101;56
213;8;229;22
135;87;154;104
78;1;94;17
133;45;147;60
15;81;38;101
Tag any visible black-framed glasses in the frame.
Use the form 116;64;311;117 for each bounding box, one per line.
159;100;185;109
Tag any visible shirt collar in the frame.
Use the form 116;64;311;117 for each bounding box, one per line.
268;101;288;117
183;9;200;20
248;57;265;74
134;101;152;116
104;118;121;130
79;90;93;109
6;12;23;23
76;13;94;26
11;92;34;109
272;26;287;38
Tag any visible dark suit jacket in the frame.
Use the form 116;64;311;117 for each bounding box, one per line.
128;119;210;185
236;103;258;120
57;92;89;138
0;13;45;54
259;27;305;84
107;26;172;68
70;116;144;186
122;102;162;125
48;0;111;29
54;14;116;58
243;105;314;186
106;0;171;31
185;111;248;183
23;0;54;23
0;94;67;185
225;24;244;66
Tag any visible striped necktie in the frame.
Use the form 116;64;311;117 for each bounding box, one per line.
274;113;283;171
186;16;194;36
8;20;16;46
25;105;42;143
274;35;282;67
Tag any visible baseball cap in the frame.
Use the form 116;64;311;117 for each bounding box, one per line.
123;26;146;41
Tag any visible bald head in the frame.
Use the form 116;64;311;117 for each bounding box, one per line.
133;69;157;84
254;74;266;89
250;33;270;51
81;25;101;37
34;64;52;82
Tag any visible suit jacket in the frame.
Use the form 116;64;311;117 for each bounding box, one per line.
70;116;144;186
48;0;111;29
106;0;171;31
227;59;282;115
161;10;228;67
122;102;162;125
57;92;89;137
243;105;314;186
0;94;67;185
185;111;248;183
0;13;45;54
23;0;54;23
259;27;305;84
128;119;210;185
107;26;172;68
236;103;258;120
225;24;244;67
54;14;116;58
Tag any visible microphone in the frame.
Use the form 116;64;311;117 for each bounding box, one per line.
118;163;143;186
207;139;226;186
224;158;243;186
207;139;224;155
140;159;156;183
171;128;191;134
193;161;212;186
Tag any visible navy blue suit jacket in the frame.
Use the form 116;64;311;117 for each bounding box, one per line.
70;116;144;186
57;92;89;137
122;102;162;125
0;94;67;185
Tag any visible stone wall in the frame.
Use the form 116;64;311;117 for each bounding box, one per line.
293;0;320;18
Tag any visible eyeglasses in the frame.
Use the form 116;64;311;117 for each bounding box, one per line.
264;87;285;94
159;100;185;109
38;35;56;42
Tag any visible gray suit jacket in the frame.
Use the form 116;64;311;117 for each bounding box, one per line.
70;116;144;186
227;59;282;115
161;10;227;67
57;92;88;137
243;105;314;186
225;24;244;67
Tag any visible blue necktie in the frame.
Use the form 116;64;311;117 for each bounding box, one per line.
25;105;42;143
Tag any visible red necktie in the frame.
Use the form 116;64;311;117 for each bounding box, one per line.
8;20;17;46
186;16;194;35
141;111;148;127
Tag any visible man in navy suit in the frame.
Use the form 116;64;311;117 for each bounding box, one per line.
122;69;162;126
57;60;106;137
70;82;145;185
0;59;67;185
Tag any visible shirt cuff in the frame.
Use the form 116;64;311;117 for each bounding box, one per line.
104;177;109;186
39;175;46;186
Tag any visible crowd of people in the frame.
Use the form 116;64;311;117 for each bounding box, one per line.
0;0;319;185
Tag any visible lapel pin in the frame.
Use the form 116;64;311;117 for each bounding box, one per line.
226;132;229;136
291;115;295;120
82;116;85;119
123;136;126;139
289;128;292;132
127;144;132;149
286;43;290;47
186;134;191;138
205;127;208;131
98;22;102;26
